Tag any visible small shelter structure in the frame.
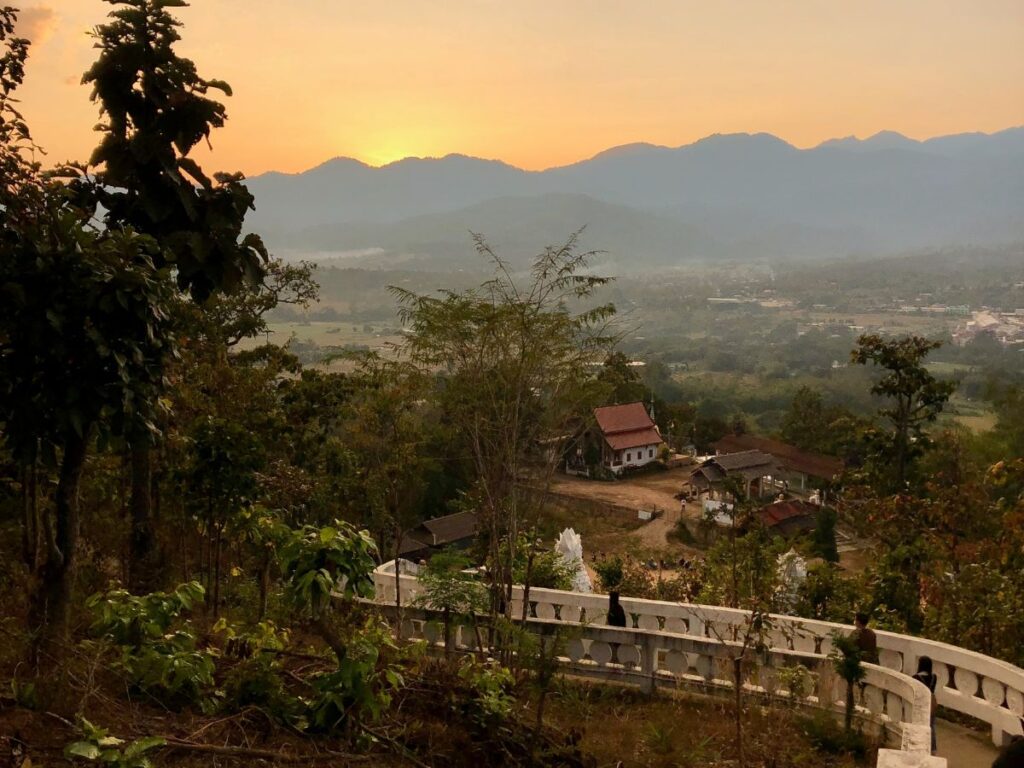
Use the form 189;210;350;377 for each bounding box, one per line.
688;450;778;500
397;511;478;561
712;434;843;494
593;401;665;474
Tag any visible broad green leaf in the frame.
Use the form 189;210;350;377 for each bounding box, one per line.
319;526;337;544
124;736;166;758
65;742;102;760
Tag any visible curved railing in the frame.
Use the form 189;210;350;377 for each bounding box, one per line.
373;564;1003;767
375;566;1023;749
395;607;935;752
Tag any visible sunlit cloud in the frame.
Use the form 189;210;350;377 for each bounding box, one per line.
15;6;58;45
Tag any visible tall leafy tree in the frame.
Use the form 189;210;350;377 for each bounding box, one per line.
394;233;616;620
337;353;435;635
0;9;173;641
182;416;265;617
851;334;955;491
77;0;269;577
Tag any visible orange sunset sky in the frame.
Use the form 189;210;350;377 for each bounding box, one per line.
13;0;1024;176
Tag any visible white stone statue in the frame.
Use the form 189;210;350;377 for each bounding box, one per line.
554;527;592;593
775;549;807;613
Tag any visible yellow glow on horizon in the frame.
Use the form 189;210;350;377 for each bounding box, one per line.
13;0;1024;176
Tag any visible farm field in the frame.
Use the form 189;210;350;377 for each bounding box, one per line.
944;395;998;433
237;321;406;353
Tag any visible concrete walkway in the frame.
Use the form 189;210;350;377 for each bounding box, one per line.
935;719;999;768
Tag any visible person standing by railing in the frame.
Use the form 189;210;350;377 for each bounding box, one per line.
853;612;879;664
607;591;627;627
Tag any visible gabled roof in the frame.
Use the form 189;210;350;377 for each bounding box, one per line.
709;449;776;472
594;402;656;435
689;450;778;487
713;434;843;480
593;402;665;451
754;499;818;537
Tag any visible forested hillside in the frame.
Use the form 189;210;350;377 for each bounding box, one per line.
248;129;1024;266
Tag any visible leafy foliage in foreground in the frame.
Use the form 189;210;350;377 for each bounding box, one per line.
65;718;165;768
86;582;217;708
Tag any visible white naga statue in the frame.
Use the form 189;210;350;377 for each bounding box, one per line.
554;527;592;593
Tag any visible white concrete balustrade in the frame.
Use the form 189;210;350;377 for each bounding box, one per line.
372;563;1024;767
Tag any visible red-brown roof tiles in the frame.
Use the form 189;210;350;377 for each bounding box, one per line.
594;402;665;451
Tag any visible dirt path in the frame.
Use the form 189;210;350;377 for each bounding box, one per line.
546;468;707;557
935;719;999;768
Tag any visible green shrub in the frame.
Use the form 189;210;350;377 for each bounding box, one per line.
669;517;696;545
64;719;164;768
121;633;216;705
304;618;403;732
799;712;869;758
223;654;300;723
85;582;217;709
86;582;205;646
457;657;515;729
594;557;624;591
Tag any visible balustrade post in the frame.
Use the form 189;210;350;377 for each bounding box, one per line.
641;634;658;695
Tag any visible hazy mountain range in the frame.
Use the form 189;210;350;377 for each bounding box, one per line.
247;127;1024;270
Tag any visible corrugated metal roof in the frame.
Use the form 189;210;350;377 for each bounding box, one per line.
757;499;818;527
711;449;776;471
713;434;843;480
421;511;477;545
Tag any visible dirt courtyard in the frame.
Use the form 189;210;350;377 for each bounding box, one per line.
545;466;706;557
548;465;694;517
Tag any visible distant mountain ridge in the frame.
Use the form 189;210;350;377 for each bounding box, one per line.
248;127;1024;268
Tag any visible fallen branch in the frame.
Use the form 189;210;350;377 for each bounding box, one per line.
162;738;374;763
360;725;431;768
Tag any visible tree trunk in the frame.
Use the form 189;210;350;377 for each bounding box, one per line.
129;431;154;588
258;546;271;621
733;656;745;767
34;430;89;644
212;526;223;618
844;680;855;734
443;606;451;657
393;529;403;642
313;613;347;667
21;460;41;571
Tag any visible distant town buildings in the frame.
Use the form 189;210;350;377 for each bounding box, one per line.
952;310;1024;347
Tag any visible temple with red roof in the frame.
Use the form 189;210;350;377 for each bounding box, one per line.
593;401;665;474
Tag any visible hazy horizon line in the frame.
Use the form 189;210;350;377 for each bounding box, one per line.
257;124;1024;178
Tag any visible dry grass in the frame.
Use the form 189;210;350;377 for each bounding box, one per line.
534;497;647;558
543;679;873;767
